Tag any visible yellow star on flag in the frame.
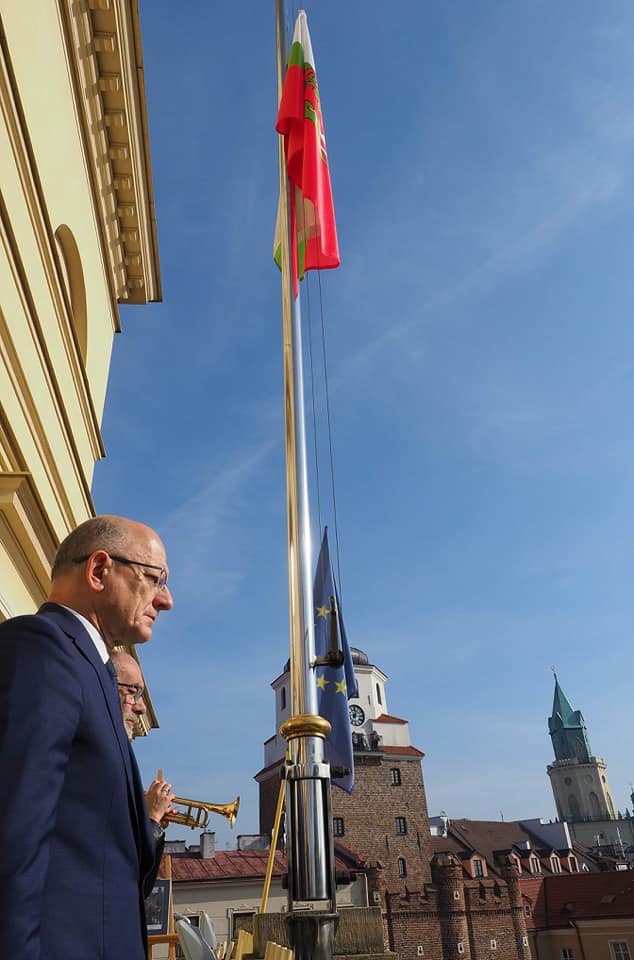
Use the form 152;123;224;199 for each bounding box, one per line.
316;604;329;619
335;679;347;695
316;674;329;690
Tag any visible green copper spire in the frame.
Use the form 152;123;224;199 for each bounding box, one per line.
548;674;592;763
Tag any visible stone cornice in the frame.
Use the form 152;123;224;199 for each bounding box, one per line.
59;0;161;307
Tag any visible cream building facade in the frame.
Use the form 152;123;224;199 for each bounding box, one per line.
0;0;160;624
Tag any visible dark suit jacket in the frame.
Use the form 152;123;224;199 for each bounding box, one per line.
0;602;155;960
143;820;166;899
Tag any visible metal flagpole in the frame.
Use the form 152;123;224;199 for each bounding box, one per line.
274;2;338;959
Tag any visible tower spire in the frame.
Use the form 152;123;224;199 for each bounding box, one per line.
548;674;592;763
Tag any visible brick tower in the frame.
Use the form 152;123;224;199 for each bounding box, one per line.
256;647;433;899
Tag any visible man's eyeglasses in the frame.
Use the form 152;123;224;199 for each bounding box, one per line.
117;682;145;703
72;553;168;592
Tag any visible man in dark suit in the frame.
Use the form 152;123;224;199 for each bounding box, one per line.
0;514;174;960
111;649;176;895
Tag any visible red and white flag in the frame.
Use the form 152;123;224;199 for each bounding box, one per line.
274;10;340;296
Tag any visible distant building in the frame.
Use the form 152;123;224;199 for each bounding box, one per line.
256;647;533;960
254;646;634;960
547;676;634;854
256;647;432;894
163;832;367;945
522;871;634;960
433;817;587;882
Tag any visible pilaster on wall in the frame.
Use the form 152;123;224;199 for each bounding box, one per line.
0;471;56;616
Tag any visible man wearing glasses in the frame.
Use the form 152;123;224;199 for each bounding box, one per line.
111;649;176;896
0;514;174;960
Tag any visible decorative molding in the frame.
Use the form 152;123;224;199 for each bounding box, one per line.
58;0;161;304
0;472;57;603
0;202;96;525
0;407;24;472
0;21;105;475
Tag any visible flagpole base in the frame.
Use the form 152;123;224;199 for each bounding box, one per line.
287;912;338;960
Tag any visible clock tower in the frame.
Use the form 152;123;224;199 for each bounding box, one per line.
256;647;433;898
547;674;617;823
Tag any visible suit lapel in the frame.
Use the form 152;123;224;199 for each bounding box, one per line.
37;603;143;844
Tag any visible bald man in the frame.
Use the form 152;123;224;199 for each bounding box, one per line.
0;515;174;960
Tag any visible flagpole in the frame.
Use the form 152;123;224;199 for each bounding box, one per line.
275;3;338;959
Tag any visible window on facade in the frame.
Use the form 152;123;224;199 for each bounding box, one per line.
396;817;407;835
551;856;561;873
490;940;497;950
523;938;529;948
530;857;540;874
524;904;532;917
514;857;522;874
398;857;407;877
333;817;344;837
569;856;578;873
230;912;255;939
561;949;574;960
589;792;602;818
281;686;286;710
391;768;401;786
610;944;631;960
376;682;382;705
473;859;484;877
457;943;465;955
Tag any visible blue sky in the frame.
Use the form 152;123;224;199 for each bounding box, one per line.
93;1;634;848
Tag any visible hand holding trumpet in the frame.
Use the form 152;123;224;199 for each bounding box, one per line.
145;768;176;827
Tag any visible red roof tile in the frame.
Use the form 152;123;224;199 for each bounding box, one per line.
375;714;407;724
382;745;424;757
168;849;359;883
523;872;634;926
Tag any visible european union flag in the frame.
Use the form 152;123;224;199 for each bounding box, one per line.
313;528;358;793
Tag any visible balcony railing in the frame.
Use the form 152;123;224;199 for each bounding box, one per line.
352;731;382;752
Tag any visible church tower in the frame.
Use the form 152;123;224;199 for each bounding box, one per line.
547;675;616;822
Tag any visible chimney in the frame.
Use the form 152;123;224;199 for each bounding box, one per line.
200;831;216;859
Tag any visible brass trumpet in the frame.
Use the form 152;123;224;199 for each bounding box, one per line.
164;795;240;830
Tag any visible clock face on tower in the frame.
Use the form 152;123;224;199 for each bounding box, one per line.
349;704;365;726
